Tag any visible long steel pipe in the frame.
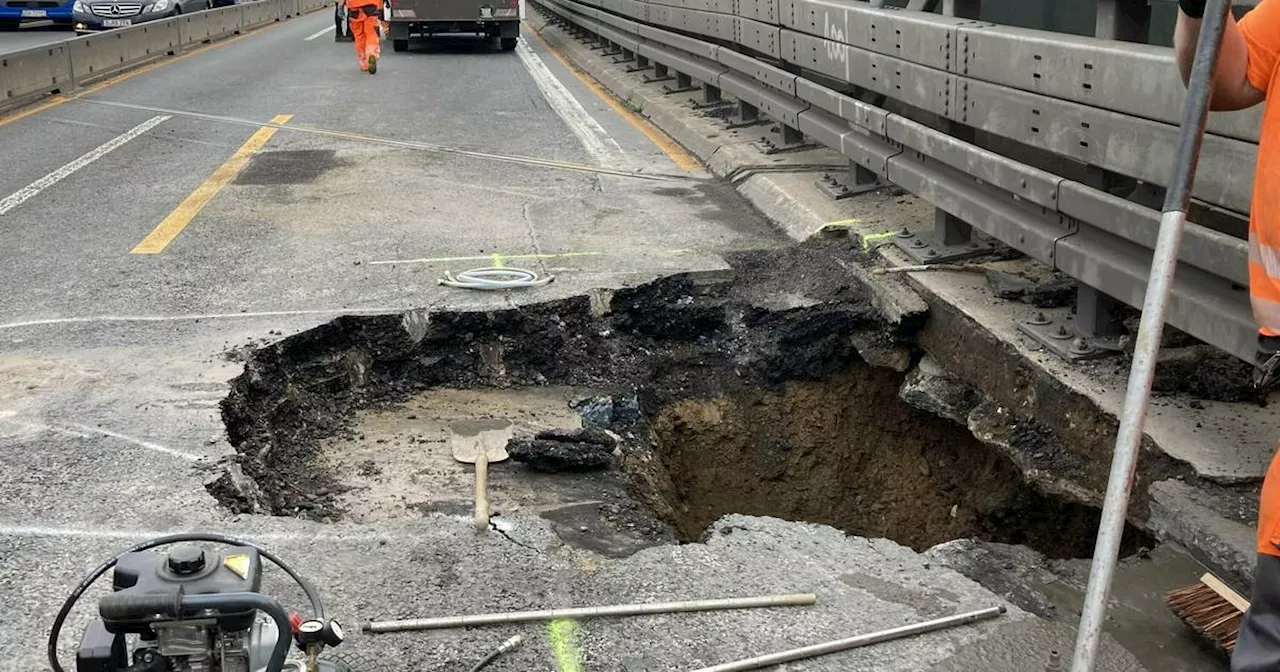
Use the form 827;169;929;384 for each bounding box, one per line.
362;593;817;633
1069;0;1233;669
689;606;1007;672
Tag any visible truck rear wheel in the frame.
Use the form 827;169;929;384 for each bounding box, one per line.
393;38;408;52
500;37;517;51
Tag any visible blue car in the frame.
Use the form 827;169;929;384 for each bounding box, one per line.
0;0;75;29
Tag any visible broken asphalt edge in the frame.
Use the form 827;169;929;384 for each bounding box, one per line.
525;14;1263;590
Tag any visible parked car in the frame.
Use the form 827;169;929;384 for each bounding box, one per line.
72;0;207;32
0;0;75;30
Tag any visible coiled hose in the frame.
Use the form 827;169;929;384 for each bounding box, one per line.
439;267;554;290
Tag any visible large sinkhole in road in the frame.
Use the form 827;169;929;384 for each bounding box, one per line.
212;241;1149;560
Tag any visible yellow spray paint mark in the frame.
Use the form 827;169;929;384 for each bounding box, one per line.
812;217;862;237
492;253;507;268
860;230;899;251
548;619;583;672
132;114;293;254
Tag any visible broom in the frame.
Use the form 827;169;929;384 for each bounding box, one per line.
1166;572;1250;654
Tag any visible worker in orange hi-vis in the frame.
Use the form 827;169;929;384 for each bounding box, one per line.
1177;5;1280;670
1176;0;1280;392
345;0;383;74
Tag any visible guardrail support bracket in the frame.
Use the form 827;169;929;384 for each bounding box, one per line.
646;63;674;83
613;48;636;64
663;72;697;94
893;209;993;264
626;55;650;72
753;124;818;155
816;162;887;200
1018;286;1126;362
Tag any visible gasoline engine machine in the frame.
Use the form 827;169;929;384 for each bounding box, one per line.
48;533;377;672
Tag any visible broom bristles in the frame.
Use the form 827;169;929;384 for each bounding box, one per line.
1167;581;1243;653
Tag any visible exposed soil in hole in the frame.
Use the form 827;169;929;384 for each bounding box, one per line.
635;370;1143;557
212;239;1156;560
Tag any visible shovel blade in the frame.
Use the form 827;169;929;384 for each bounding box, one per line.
449;418;513;463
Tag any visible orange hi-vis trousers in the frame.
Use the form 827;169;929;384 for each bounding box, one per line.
345;0;382;71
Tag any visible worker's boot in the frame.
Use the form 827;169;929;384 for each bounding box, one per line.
367;54;378;74
1256;334;1280;390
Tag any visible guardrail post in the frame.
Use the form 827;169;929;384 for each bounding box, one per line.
613;47;636;64
663;71;697;94
942;0;979;19
894;208;993;264
695;83;724;108
1096;0;1151;43
625;54;651;73
817;162;887;200
1018;286;1126;362
646;62;674;83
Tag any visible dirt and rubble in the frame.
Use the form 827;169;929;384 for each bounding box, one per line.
209;238;1163;560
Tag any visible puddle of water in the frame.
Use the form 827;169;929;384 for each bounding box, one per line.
1032;544;1229;671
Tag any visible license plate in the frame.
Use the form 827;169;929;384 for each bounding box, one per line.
21;8;46;17
102;18;132;26
479;6;492;17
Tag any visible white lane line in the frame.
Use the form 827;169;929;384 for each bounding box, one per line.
0;415;201;460
67;423;203;461
304;24;335;40
515;37;623;165
0;115;170;217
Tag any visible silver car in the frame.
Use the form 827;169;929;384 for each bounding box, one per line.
73;0;207;33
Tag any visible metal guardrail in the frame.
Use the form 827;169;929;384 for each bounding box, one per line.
0;0;329;111
533;0;1259;364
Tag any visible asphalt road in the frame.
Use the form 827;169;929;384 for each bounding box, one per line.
0;10;1142;672
0;22;75;50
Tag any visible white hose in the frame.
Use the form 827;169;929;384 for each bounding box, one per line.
438;267;554;290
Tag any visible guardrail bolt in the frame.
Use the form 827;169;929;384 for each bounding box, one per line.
1027;312;1050;326
926;249;939;258
897;228;913;239
1070;337;1095;355
910;239;927;249
1050;325;1073;341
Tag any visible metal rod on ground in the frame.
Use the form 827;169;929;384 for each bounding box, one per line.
1069;1;1231;670
689;606;1007;672
362;593;817;633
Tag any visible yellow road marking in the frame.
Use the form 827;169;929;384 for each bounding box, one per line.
527;25;702;173
0;21;293;129
131;113;293;254
548;619;583;672
371;251;604;265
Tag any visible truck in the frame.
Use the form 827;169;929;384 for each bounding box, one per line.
386;0;521;52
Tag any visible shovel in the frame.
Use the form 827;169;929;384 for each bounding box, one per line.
449;419;514;532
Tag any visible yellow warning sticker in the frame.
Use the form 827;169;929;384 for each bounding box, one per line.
224;554;250;580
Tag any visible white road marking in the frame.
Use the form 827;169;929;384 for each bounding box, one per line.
515;37;623;165
304;24;335;40
68;423;204;461
0;415;200;460
0;115;169;217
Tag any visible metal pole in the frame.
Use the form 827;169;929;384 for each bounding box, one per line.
689;606;1007;672
1068;0;1231;669
362;593;816;633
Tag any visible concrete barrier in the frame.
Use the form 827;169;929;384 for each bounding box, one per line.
1;42;73;109
280;0;301;18
241;0;280;28
68;19;180;84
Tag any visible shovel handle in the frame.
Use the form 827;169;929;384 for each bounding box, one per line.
474;452;489;532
